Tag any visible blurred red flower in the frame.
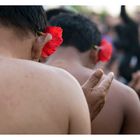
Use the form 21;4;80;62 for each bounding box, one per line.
98;39;113;62
41;26;63;57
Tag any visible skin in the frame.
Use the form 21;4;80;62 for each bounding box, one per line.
47;46;140;134
82;69;114;121
129;70;140;98
44;48;114;121
0;26;91;134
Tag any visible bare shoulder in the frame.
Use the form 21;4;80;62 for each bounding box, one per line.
3;58;88;109
0;58;85;109
27;61;91;134
79;69;139;102
111;78;139;102
103;76;140;111
92;74;140;134
110;79;140;133
0;58;90;133
2;57;90;96
3;58;79;85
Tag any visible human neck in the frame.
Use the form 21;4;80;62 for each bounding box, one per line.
47;46;83;66
0;27;33;60
47;46;96;85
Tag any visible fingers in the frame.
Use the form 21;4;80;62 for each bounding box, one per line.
133;71;140;79
98;72;114;93
82;71;113;121
92;99;105;112
129;78;138;88
129;72;140;88
132;78;140;95
83;69;103;90
32;33;52;61
91;99;105;120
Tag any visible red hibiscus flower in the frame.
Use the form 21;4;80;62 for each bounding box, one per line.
98;39;113;62
41;26;63;57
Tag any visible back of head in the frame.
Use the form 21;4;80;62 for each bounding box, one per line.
49;13;101;52
0;6;47;37
46;8;74;21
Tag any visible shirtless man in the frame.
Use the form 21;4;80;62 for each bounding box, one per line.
47;13;140;134
0;6;115;134
0;6;92;134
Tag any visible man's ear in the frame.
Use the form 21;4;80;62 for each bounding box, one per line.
31;33;52;62
89;48;99;64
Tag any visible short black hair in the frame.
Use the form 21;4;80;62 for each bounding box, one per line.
49;13;101;52
46;8;74;21
0;6;47;36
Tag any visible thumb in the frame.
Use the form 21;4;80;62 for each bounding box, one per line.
82;69;103;90
98;72;114;93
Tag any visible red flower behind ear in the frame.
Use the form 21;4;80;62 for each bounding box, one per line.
98;39;113;62
41;26;63;57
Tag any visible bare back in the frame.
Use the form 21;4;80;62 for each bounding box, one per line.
48;60;140;134
0;57;90;134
